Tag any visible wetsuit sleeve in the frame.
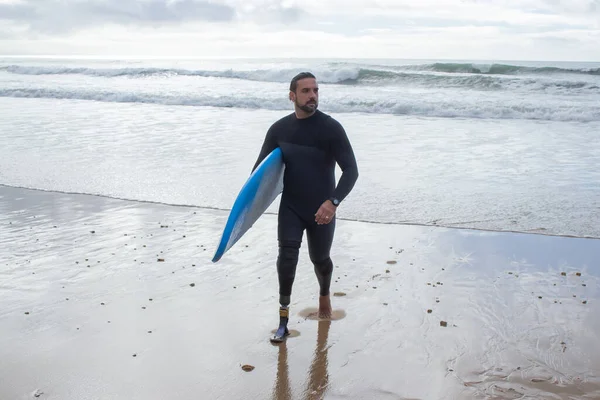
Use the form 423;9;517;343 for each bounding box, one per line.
251;125;278;173
329;120;359;202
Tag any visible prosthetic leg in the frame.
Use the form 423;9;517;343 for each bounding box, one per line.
270;303;290;343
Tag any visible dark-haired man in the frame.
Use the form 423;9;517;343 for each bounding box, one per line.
252;72;359;343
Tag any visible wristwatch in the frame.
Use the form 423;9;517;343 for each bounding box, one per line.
329;197;340;207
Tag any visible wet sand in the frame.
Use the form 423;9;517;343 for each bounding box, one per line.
1;185;599;400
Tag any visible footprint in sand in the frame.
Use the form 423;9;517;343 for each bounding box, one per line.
298;307;347;321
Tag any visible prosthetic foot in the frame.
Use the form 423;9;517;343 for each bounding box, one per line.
270;306;290;343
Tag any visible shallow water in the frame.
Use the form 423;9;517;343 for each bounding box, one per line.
1;57;600;238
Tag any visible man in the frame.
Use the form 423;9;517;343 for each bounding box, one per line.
252;72;359;343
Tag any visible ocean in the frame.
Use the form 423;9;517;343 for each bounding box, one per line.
1;57;599;238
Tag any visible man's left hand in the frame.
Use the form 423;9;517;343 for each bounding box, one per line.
315;200;337;225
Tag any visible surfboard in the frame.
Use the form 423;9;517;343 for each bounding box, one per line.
212;147;285;262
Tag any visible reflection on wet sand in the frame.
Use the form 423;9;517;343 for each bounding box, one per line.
2;185;600;400
272;320;332;400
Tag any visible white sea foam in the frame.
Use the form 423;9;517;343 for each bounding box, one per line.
1;57;599;237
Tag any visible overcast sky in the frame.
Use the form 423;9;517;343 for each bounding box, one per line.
0;0;598;60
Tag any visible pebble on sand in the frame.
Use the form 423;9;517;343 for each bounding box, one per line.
158;258;165;262
576;272;582;276
440;321;447;327
190;283;195;287
241;364;255;372
333;292;346;297
427;309;433;314
386;260;397;265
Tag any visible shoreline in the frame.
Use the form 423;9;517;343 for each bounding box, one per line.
1;184;599;400
3;183;598;241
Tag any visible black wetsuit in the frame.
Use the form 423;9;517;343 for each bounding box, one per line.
252;109;359;305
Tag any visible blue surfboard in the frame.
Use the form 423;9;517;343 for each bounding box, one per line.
212;147;285;262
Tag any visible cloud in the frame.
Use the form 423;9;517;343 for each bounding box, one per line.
0;0;598;60
0;0;235;33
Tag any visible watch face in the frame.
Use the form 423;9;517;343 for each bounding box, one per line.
332;198;339;205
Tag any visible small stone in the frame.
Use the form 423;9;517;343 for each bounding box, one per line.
333;292;346;297
538;296;542;299
241;364;255;372
190;283;195;287
90;230;95;234
576;272;582;276
385;269;390;273
101;302;105;305
387;260;397;265
427;309;432;313
440;321;447;327
583;301;588;304
383;303;388;306
561;272;566;276
133;354;137;357
158;258;165;262
25;312;30;315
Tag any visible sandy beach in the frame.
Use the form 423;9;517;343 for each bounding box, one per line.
1;184;599;400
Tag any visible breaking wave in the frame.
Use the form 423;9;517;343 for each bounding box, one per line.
1;63;598;92
2;87;598;122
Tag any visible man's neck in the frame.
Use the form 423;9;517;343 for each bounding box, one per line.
294;109;317;119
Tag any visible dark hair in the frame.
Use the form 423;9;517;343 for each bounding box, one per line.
289;72;316;92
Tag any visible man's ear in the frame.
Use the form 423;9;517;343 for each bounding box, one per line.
289;91;294;102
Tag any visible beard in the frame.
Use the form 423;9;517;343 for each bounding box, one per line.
296;99;318;113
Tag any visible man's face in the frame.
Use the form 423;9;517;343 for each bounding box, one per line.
290;78;319;113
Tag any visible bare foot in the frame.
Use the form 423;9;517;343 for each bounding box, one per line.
318;295;332;319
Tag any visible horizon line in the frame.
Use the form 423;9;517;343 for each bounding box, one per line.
1;54;599;63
